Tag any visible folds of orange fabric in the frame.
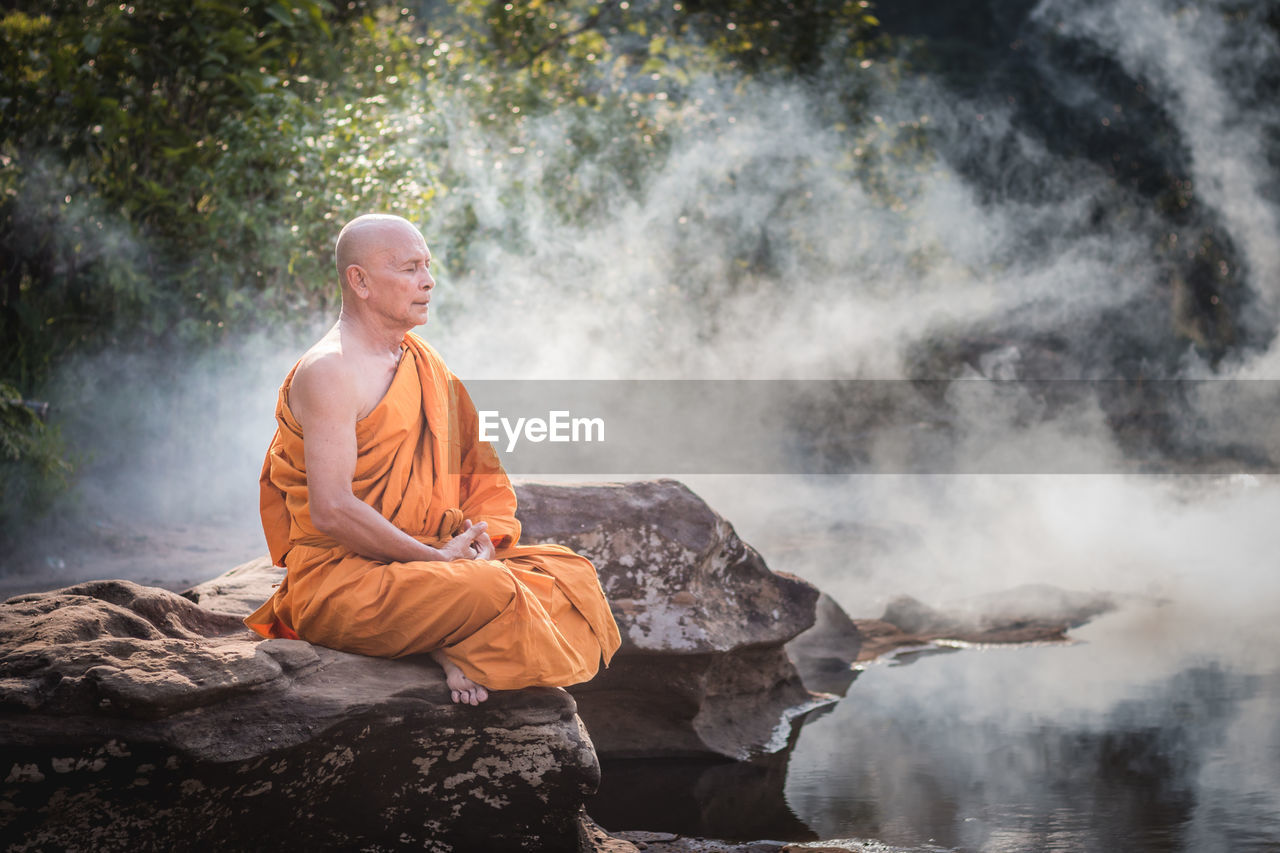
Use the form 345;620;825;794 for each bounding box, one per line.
245;332;621;690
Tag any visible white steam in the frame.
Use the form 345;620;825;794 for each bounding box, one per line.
10;0;1278;667
426;73;1160;382
1037;0;1280;343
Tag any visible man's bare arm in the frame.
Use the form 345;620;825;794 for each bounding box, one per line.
291;355;488;563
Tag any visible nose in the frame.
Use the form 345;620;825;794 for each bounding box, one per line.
422;267;435;290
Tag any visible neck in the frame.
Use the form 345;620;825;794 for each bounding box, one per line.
337;305;409;357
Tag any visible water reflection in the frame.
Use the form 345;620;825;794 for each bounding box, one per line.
785;606;1280;852
590;591;1280;852
591;750;817;841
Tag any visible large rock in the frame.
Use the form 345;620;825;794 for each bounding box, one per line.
187;480;841;761
517;480;831;760
0;580;598;851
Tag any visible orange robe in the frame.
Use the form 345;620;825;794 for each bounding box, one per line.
244;332;621;690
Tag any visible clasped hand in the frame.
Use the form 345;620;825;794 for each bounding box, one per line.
436;518;495;562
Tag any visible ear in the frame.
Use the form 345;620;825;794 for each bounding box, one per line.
344;264;370;299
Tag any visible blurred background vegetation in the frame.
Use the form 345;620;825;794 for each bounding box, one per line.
0;0;881;538
2;0;1273;543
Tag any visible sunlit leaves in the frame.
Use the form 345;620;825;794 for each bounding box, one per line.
1;0;891;391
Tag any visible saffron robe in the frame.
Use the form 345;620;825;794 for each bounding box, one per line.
244;332;621;690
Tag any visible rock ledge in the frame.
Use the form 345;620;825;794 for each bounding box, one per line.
1;580;597;851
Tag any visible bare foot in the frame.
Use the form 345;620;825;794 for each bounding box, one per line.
430;649;490;705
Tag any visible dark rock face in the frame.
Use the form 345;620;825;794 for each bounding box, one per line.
517;479;829;760
783;593;864;697
590;748;816;843
1;581;599;851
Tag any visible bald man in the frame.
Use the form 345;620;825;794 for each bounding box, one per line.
245;214;621;704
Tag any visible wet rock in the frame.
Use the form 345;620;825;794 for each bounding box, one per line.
880;595;965;636
517;479;828;760
785;593;864;696
1;580;599;851
580;814;642;852
601;835;949;853
609;836;788;853
857;584;1116;661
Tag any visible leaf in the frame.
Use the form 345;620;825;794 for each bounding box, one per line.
304;1;332;38
266;3;294;27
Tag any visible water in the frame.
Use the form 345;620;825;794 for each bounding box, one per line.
594;600;1280;851
788;629;1280;851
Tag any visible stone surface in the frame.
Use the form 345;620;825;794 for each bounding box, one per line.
181;557;286;619
856;584;1116;661
1;580;598;851
598;833;951;853
579;815;642;852
517;479;827;760
189;480;838;761
517;480;818;655
784;593;864;697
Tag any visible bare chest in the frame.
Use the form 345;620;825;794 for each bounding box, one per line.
353;351;405;420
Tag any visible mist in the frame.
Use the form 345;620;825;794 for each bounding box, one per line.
4;0;1279;842
8;0;1276;611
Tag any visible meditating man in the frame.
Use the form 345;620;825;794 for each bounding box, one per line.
244;213;621;705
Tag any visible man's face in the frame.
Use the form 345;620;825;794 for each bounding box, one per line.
365;224;435;327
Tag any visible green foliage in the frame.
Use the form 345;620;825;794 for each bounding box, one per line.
0;0;394;373
0;383;72;544
0;0;887;525
2;0;886;370
0;0;397;522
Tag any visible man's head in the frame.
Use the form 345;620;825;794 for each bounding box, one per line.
334;214;435;328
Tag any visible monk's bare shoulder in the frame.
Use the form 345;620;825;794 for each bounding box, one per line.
289;332;360;429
